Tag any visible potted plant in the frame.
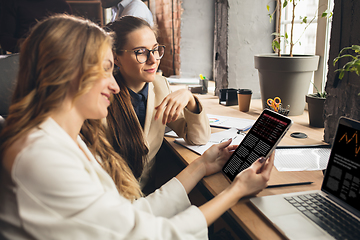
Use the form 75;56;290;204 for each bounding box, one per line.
333;45;360;83
306;83;327;127
254;0;331;116
310;45;360;130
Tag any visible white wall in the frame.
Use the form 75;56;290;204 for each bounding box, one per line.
180;0;273;98
228;0;274;98
180;0;214;79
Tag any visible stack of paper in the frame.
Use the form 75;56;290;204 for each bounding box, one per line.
174;128;245;155
207;114;255;131
164;114;255;138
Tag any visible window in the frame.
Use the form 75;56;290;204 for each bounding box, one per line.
279;0;334;93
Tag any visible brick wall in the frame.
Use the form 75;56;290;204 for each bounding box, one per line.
153;0;182;77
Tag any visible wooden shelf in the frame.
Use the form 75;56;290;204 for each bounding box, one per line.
67;0;103;26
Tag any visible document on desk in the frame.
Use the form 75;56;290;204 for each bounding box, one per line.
164;115;254;138
207;114;255;131
174;128;246;155
164;126;178;137
274;146;331;171
166;77;200;85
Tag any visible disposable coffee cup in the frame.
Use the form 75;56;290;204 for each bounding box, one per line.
237;89;252;112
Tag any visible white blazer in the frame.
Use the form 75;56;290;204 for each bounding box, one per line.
0;118;207;240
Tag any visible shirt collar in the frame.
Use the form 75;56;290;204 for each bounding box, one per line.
128;83;149;101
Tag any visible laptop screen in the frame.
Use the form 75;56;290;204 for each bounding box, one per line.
322;117;360;212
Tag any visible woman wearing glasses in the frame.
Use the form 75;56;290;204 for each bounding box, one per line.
105;16;211;192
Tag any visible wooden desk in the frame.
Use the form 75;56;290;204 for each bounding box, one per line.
163;92;326;240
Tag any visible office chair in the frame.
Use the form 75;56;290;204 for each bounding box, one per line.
0;55;18;240
0;54;19;118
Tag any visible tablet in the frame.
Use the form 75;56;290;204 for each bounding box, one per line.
222;109;293;181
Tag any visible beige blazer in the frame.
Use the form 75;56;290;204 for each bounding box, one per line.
140;75;211;184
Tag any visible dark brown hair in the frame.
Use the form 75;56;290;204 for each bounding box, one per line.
105;16;158;178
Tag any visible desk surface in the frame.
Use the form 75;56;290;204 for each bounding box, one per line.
164;89;326;240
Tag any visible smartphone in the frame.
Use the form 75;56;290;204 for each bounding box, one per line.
222;109;293;181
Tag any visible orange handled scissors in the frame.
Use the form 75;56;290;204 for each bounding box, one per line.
267;97;281;112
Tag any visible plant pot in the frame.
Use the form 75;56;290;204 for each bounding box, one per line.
254;54;320;116
306;94;325;128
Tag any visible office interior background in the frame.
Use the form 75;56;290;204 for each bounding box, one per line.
128;0;331;100
1;0;334;99
102;0;359;144
1;0;359;142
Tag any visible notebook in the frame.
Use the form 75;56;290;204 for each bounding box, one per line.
250;117;360;240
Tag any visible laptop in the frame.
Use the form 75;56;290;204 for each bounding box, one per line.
250;117;360;240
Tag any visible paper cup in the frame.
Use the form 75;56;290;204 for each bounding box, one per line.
237;89;252;112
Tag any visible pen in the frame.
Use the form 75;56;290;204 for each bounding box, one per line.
266;181;313;188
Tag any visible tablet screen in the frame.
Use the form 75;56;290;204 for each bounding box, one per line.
222;109;292;181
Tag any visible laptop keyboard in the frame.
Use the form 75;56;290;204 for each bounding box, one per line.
285;193;360;240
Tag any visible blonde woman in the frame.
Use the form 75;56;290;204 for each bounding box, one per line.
0;14;274;239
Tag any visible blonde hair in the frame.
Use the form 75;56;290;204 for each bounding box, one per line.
0;14;142;200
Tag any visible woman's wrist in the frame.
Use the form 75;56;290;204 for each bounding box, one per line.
186;93;199;113
225;181;246;205
176;157;207;194
192;156;207;178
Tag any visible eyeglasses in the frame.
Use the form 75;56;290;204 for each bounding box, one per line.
119;45;165;64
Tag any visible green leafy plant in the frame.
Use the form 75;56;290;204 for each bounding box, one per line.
267;0;332;57
310;81;327;98
333;45;360;80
